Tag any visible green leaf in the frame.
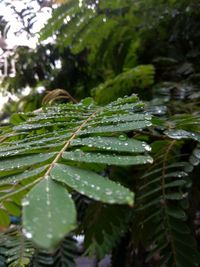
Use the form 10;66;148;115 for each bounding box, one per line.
3;201;21;217
51;164;134;205
22;177;76;249
0;94;152;250
0;153;55;173
71;136;151;153
0;209;10;227
62;151;153;165
166;206;187;220
165;129;200;142
0;166;47;185
80;120;152;134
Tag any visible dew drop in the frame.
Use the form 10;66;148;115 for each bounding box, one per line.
45;187;50;193
119;134;127;141
142;142;151;152
22;199;30;207
74;174;81;181
47;233;53;239
147;157;153;164
105;189;112;195
23;229;32;239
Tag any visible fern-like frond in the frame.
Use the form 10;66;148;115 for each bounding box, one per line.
39;0;140;69
0;227;34;267
0;95;152;249
0;227;78;267
135;140;200;267
29;235;78;267
80;203;130;259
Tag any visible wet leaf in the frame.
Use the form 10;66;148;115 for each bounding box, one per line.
23;177;76;249
51;164;134;205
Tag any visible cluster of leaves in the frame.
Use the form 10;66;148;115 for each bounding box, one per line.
1;0;200;266
0;227;78;267
0;94;153;260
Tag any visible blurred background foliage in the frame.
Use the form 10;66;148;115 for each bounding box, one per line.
1;0;200;116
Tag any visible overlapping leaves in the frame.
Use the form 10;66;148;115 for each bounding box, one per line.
0;227;78;267
135;140;200;267
0;94;152;249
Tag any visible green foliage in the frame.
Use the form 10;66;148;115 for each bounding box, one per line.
0;94;152;250
0;227;78;267
135;139;200;266
81;203;130;259
92;65;155;104
1;0;200;266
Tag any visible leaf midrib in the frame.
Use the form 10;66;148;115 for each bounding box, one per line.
0;108;101;202
44;108;100;177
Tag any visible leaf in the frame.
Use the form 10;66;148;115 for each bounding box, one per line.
51;164;134;205
165;129;200;142
22;177;76;249
80;120;152;134
0;209;10;227
71;136;151;153
0;166;47;185
0;153;55;173
0;227;34;267
135;140;199;266
3;201;21;217
166;206;187;221
0;94;152;249
62;151;153;165
81;204;130;258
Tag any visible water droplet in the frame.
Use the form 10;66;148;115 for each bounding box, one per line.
23;229;32;239
142;142;151;152
119;135;127;141
74;174;80;181
22;199;30;206
105;189;112;195
47;233;52;239
147;157;153;164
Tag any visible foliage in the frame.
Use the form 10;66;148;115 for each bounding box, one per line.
0;94;152;250
0;227;78;267
1;0;200;266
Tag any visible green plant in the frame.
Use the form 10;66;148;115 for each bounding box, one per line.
1;0;200;266
0;94;152;250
